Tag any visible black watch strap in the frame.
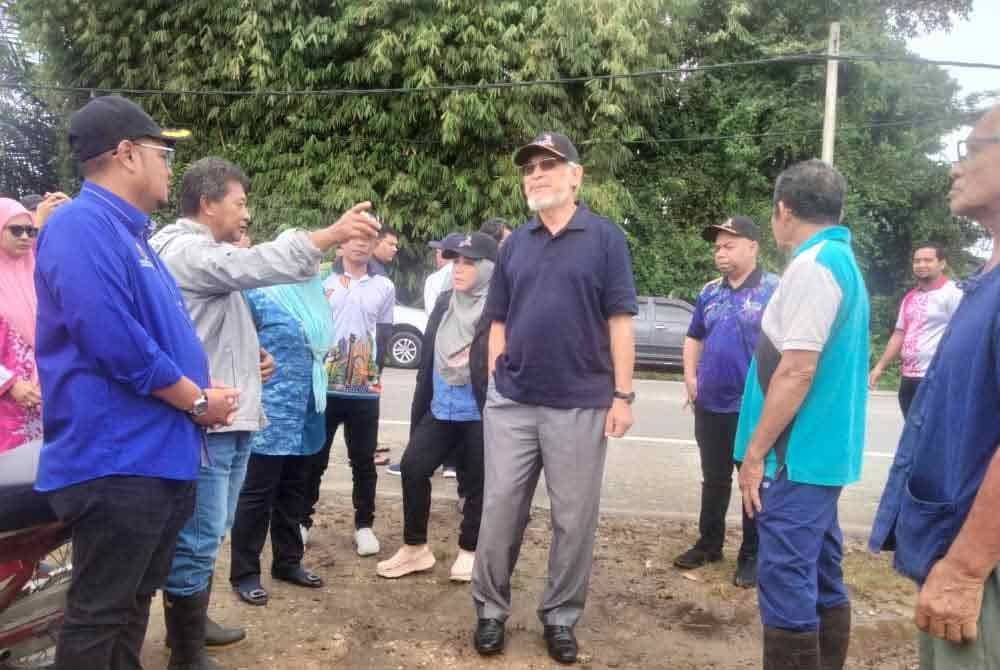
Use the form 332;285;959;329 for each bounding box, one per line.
613;390;636;404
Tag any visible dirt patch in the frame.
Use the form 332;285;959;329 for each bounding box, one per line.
139;497;920;669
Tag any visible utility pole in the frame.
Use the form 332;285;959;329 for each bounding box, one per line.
821;22;841;165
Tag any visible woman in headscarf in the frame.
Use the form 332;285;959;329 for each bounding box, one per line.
0;198;42;453
377;232;497;582
229;275;333;605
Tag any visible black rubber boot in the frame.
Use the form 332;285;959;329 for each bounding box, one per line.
819;604;851;670
163;590;220;670
204;577;245;647
167;577;245;649
763;626;820;670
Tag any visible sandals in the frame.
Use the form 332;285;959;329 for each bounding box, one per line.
272;565;324;589
233;576;269;606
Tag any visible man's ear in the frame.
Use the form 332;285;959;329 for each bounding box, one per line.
199;195;216;219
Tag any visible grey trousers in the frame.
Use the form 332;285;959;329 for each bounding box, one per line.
471;383;609;627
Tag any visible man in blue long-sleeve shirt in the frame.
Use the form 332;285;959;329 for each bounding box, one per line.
34;95;239;670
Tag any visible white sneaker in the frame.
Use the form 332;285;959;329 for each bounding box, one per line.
355;528;381;556
300;524;309;547
450;549;475;582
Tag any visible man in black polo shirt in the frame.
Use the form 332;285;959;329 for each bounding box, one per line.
471;132;638;664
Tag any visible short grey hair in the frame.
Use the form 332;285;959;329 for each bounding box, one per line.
772;159;846;226
179;157;250;217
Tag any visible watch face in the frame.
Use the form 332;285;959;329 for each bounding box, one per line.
191;396;209;416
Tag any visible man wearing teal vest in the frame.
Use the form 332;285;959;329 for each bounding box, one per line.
735;159;870;669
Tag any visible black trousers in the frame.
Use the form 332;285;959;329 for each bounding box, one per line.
48;476;195;670
229;453;309;584
400;414;484;551
694;408;758;557
898;376;922;418
305;397;379;530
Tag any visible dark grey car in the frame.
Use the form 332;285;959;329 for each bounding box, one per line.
634;296;694;368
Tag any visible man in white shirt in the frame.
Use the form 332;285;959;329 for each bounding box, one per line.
869;243;962;416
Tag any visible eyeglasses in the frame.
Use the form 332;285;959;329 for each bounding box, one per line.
7;225;39;239
518;157;565;177
134;142;176;166
956;136;1000;163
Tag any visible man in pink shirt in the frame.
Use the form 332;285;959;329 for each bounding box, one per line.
869;243;962;416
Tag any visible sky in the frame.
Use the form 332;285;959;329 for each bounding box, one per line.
908;0;1000;159
908;0;999;103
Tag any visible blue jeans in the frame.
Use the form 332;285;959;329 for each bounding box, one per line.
165;432;252;596
757;470;849;631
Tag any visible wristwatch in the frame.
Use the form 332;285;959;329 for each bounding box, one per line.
613;390;636;404
188;391;209;417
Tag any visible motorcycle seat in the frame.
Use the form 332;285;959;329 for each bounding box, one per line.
0;441;57;532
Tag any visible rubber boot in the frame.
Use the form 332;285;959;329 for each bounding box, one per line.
204;576;245;647
163;589;220;670
166;577;245;649
763;626;821;670
819;604;851;670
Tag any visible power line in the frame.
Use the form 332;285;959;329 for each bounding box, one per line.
0;54;818;97
604;113;983;147
831;53;1000;71
0;52;997;99
193;112;979;149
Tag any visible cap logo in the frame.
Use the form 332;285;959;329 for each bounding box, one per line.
538;134;555;148
160;128;192;140
459;235;473;248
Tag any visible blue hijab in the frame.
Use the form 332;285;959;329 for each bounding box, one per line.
262;276;333;413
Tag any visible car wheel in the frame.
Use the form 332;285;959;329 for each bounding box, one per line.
388;330;422;369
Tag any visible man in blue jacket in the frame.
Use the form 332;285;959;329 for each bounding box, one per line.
34;96;239;670
870;105;1000;668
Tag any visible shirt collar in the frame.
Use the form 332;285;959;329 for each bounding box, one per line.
80;181;152;237
792;225;851;259
527;202;591;233
722;266;763;290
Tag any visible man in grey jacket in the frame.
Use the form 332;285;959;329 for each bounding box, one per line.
150;156;378;670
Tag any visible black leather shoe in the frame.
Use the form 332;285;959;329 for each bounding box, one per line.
543;625;578;664
474;618;505;655
733;554;758;588
673;546;723;570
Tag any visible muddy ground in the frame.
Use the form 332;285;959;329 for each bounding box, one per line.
139;495;920;670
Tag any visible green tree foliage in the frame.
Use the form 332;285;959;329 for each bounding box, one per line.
15;0;677;297
623;0;979;325
13;0;979;322
0;1;59;198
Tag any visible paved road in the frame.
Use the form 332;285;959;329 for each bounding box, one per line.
321;368;905;536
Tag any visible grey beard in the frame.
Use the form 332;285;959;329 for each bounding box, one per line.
527;190;572;212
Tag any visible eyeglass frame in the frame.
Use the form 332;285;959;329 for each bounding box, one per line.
517;156;568;177
6;224;40;239
133;142;176;166
956;136;1000;163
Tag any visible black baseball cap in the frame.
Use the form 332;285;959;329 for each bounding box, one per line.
513;131;580;166
441;232;498;263
702;216;760;243
428;232;465;250
68;95;191;162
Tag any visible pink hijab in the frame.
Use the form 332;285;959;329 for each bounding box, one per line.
0;198;38;347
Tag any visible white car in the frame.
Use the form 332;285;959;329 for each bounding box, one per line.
388;304;428;369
